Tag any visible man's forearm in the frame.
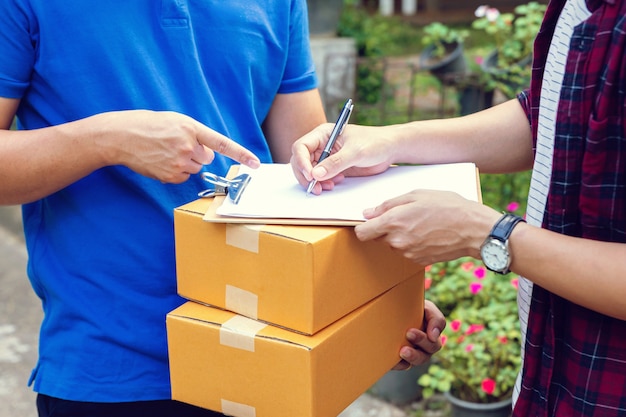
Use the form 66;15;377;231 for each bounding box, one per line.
388;99;534;173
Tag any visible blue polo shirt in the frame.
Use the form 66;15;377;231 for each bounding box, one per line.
0;0;317;402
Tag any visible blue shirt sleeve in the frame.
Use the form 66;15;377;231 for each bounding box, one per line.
278;0;318;94
0;0;36;98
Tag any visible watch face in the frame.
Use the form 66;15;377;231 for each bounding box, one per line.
480;239;510;272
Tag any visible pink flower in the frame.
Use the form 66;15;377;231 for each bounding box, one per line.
475;56;484;65
441;335;447;346
507;201;520;212
511;277;519;290
425;265;432;272
450;319;462;332
498;336;508;344
486;7;500;22
481;378;496;395
465;344;474;352
473;266;486;279
424;277;432;290
470;281;483;294
466;324;485;335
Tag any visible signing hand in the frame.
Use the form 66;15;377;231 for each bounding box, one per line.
290;123;398;194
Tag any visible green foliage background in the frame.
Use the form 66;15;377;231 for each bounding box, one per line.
337;2;531;213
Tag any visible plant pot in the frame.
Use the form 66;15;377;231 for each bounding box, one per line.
419;42;468;80
444;391;513;417
459;85;494;116
480;50;532;98
481;49;532;74
369;361;430;406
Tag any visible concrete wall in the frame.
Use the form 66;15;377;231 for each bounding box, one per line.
310;36;357;121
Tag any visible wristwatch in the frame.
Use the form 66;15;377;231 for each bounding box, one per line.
480;213;525;274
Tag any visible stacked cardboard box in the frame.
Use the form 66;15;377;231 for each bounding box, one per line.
167;197;425;417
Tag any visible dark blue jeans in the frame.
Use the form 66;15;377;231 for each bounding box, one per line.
37;394;225;417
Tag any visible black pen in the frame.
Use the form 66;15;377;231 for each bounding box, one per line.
306;98;354;195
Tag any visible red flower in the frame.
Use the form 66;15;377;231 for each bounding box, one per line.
461;261;474;271
481;378;496;395
473;266;486;279
470;281;483;294
450;319;462;332
511;277;519;290
506;201;520;212
425;277;432;290
465;324;485;335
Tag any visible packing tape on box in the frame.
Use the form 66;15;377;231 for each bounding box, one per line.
220;314;267;352
225;285;259;319
221;399;256;417
226;224;263;253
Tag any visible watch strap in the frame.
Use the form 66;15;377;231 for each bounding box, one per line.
490;213;525;242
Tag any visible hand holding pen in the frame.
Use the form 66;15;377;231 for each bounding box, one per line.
306;98;354;195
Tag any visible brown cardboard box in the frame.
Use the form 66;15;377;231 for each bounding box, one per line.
167;274;424;417
174;198;421;335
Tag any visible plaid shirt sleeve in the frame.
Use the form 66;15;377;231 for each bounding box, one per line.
513;1;626;416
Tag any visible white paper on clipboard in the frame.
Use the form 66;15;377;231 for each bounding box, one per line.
207;162;480;225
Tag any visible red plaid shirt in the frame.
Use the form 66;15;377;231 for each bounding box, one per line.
514;0;626;416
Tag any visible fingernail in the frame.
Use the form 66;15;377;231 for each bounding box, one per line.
399;346;411;359
431;327;441;340
406;330;417;342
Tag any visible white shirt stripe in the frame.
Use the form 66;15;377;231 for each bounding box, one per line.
513;0;591;405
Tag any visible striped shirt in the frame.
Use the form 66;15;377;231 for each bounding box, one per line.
514;0;590;406
513;0;626;415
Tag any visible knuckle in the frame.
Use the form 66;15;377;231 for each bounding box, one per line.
215;140;230;155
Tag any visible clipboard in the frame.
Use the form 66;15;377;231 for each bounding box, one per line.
203;163;482;226
204;194;361;226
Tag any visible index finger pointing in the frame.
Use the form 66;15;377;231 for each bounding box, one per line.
196;124;260;169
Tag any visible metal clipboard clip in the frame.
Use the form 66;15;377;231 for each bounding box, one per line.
198;172;251;204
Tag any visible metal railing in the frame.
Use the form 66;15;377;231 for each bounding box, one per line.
319;52;495;125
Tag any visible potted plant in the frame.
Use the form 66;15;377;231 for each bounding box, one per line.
419;22;469;81
472;2;547;98
420;257;522;416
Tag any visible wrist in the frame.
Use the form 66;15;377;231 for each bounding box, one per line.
389;122;423;164
480;213;526;274
86;111;128;167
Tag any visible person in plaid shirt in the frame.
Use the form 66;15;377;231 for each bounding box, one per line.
291;0;626;415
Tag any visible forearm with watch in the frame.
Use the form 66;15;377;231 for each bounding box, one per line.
480;213;526;274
